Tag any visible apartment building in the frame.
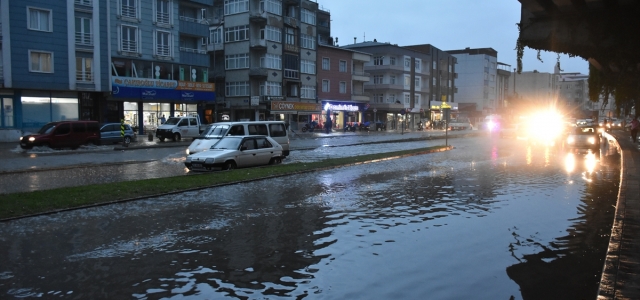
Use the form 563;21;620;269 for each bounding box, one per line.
343;41;456;130
0;0;110;142
445;47;499;117
316;44;371;130
556;72;594;117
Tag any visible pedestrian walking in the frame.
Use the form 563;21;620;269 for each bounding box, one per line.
630;116;639;143
160;114;166;124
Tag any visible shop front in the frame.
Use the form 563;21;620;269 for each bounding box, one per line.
269;100;322;131
110;77;215;134
321;101;368;130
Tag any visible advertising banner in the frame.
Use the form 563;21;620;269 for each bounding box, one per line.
111;77;215;102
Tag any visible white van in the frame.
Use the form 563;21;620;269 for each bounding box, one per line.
186;121;290;156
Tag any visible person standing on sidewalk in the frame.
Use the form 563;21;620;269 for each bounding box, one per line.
630;116;639;143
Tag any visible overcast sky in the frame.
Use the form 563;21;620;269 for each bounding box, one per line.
315;0;590;75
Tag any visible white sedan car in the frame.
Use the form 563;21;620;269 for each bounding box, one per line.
184;135;283;171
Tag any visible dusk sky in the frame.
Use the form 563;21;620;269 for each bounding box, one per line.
316;0;590;75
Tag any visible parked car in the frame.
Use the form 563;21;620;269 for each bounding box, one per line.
99;123;137;145
19;121;100;149
185;121;289;156
564;125;600;151
184;135;283;171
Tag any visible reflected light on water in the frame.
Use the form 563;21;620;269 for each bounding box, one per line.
526;146;533;165
564;153;576;173
585;152;597;174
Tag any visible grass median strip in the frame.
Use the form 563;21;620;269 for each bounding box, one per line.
0;145;450;220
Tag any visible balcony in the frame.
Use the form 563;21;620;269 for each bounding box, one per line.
74;0;92;6
249;11;267;24
156;12;170;25
352;71;370;82
179;16;209;36
249;68;268;78
351;93;369;102
75;32;93;46
206;43;224;52
284;43;299;53
250;39;267;51
121;5;137;19
284;69;299;80
180;47;209;66
76;70;94;83
284;16;298;28
186;0;213;5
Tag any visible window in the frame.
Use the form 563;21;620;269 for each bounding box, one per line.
75;17;92;45
155;0;171;24
339;82;346;93
261;53;282;70
390;75;396;85
27;7;52;32
285;27;296;47
390;57;396;65
339;60;347;72
301;33;315;50
373;75;383;84
301;85;315;99
121;25;139;53
224;0;249;15
373;93;384;103
322;57;330;70
404;75;411;87
414;95;420;106
29;50;53;73
415;77;420;88
121;0;138;18
373;56;383;66
263;26;281;42
210;27;223;44
322;79;329;92
76;57;93;82
301;59;315;74
284;54;299;79
155;30;171;57
388;94;396;103
404;94;410;105
415;59;421;71
261;0;282;15
262;81;282;96
225;53;250;69
301;8;315;25
404;57;411;68
226;81;249;96
225;25;249;42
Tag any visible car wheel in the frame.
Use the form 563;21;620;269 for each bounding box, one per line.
223;161;237;170
173;133;181;142
123;136;131;144
159;137;165;142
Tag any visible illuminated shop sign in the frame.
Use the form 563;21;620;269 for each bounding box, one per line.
270;101;322;111
111;76;215;101
323;103;360;111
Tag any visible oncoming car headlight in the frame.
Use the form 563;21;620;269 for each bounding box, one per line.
567;136;575;144
588;137;596;144
29;137;36;142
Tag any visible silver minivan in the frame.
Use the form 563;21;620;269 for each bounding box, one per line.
186;121;289;156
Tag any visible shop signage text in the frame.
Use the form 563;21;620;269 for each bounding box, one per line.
270;101;322;112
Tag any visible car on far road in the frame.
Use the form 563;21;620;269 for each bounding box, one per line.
564;125;600;152
184;135;283;171
99;123;137;145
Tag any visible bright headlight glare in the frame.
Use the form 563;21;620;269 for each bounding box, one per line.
186;149;190;155
588;137;596;144
28;137;35;142
567;136;575;144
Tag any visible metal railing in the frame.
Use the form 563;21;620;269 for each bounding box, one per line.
179;47;206;54
74;0;92;6
76;70;94;82
284;69;298;79
156;12;170;24
156;45;170;57
121;5;137;18
178;15;210;24
121;40;138;53
75;32;93;46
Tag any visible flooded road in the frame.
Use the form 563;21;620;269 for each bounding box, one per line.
0;136;620;299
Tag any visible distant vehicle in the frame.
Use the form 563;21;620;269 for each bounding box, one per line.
99;123;137;145
19;121;100;149
564;125;600;151
184;135;283;171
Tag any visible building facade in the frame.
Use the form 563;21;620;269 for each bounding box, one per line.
316;44;371;130
446;47;498;117
343;42;456;130
0;0;111;142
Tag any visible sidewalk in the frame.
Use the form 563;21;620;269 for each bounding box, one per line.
598;130;640;299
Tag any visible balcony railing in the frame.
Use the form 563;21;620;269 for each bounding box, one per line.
206;43;224;52
121;40;138;53
179;15;210;24
156;45;170;57
76;71;94;82
74;0;92;6
284;69;299;79
75;32;93;46
180;47;206;54
156;12;170;24
121;5;137;18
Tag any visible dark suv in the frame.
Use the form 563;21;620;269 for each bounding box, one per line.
20;121;100;149
99;123;137;145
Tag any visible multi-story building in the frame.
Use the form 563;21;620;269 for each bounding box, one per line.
0;0;111;142
556;72;591;117
343;41;456;130
513;70;558;108
446;47;498;117
109;0;215;132
316;43;371;130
